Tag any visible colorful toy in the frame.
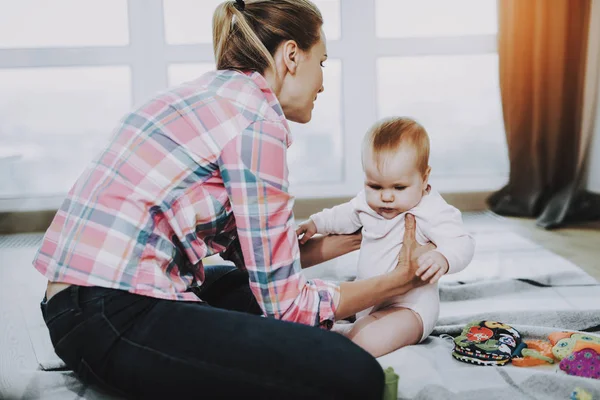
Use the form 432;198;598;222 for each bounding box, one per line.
452;324;600;380
560;348;600;380
452;321;523;366
549;332;600;361
571;387;593;400
512;340;554;367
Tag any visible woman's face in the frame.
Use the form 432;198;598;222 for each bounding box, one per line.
276;30;327;124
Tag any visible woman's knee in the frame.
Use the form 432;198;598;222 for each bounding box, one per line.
327;334;384;399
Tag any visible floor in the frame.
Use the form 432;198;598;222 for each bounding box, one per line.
504;217;600;281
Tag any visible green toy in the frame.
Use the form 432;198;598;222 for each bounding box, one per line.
382;367;399;400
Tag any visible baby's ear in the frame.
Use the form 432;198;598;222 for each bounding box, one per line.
423;166;432;184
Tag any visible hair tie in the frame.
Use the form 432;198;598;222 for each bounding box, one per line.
234;0;245;11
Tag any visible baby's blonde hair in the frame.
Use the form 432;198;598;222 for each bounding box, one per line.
363;117;430;176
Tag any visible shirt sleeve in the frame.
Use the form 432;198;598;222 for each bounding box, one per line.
218;118;340;328
425;200;475;275
310;196;363;235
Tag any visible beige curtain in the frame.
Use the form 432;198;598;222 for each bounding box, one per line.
488;0;599;228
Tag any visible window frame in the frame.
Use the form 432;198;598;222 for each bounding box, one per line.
0;0;505;211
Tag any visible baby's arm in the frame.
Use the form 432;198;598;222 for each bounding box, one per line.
296;197;362;244
311;197;363;235
417;200;475;280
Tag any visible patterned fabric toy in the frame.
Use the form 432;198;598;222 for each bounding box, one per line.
549;332;600;361
571;387;594;400
512;340;555;367
560;349;600;380
452;321;523;366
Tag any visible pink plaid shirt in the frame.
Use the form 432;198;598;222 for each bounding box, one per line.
33;70;340;328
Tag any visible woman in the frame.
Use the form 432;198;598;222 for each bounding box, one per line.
35;1;433;398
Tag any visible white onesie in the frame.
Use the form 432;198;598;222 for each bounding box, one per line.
310;187;475;342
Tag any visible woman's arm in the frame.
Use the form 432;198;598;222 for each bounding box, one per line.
219;119;343;327
335;214;435;320
295;214;435;320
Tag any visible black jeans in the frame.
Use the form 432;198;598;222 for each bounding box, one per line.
40;265;384;399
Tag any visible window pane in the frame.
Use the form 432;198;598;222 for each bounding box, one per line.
163;0;340;44
168;63;216;87
376;0;497;38
163;0;222;44
316;0;341;40
377;55;508;177
288;60;343;185
0;0;128;48
0;67;132;197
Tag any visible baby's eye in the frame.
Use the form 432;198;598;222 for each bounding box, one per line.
395;186;407;191
368;184;382;190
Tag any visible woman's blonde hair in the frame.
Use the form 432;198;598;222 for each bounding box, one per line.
363;117;430;176
213;0;323;73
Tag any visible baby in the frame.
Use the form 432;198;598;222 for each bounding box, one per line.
297;117;475;357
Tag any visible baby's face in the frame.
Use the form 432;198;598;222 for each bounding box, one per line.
363;147;428;220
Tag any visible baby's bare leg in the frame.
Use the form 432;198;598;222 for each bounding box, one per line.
345;308;424;358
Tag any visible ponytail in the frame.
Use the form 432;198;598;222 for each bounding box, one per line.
212;0;323;74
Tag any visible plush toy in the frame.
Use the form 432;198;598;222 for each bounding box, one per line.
512;340;554;367
549;332;600;361
559;348;600;380
452;321;523;366
571;387;594;400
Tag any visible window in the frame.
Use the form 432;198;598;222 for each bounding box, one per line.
287;60;343;185
377;55;507;178
168;63;215;87
376;0;497;38
0;0;506;211
0;0;129;48
0;67;131;197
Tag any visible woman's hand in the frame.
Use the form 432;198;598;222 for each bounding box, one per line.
334;215;434;320
391;213;437;288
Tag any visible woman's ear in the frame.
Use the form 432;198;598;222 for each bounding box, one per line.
281;40;299;75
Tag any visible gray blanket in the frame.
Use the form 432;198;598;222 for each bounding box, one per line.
374;214;600;400
4;212;600;399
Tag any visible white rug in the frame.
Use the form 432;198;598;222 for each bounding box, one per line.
2;212;600;399
318;212;600;400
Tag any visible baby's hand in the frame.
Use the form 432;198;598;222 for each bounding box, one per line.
415;250;449;284
296;219;317;245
